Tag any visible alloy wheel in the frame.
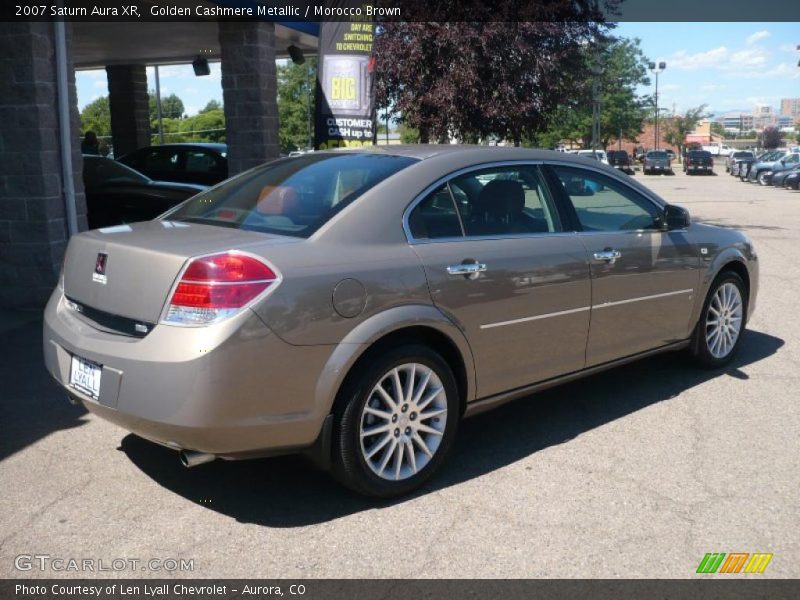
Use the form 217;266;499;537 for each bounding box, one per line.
705;282;743;359
359;363;447;481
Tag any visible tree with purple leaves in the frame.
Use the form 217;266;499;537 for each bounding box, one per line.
373;2;615;146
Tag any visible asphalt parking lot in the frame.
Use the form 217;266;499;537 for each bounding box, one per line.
1;161;798;579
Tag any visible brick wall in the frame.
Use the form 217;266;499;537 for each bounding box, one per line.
219;21;280;175
0;22;86;308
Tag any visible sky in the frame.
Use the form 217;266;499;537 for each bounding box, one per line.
76;22;800;119
614;22;800;116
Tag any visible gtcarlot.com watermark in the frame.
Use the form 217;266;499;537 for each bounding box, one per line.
14;554;194;573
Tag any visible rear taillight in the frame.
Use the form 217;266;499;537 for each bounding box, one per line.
162;252;280;326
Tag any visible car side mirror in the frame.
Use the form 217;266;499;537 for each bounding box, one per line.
664;204;690;230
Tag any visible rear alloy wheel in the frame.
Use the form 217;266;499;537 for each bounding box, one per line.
332;345;459;497
690;272;747;368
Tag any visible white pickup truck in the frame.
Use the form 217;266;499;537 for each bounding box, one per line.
702;143;733;156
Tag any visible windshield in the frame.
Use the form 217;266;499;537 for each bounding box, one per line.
165;153;416;238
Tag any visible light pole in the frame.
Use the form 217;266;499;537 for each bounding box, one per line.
590;58;603;153
649;61;666;149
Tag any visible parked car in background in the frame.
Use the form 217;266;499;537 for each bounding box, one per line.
117;143;228;187
767;163;800;188
606;150;633;174
783;169;800;190
576;149;609;165
684;150;714;175
741;151;782;182
44;146;758;497
747;152;800;185
643;150;672;175
83;155;206;229
726;151;754;173
665;150;676;161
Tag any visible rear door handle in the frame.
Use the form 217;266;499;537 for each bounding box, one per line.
592;249;622;263
446;262;487;278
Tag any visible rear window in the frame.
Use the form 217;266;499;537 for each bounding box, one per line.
689;151;712;159
607;151;628;158
646;151;668;159
165;153;416;238
732;152;754;159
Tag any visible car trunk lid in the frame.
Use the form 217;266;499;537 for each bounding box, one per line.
63;220;297;324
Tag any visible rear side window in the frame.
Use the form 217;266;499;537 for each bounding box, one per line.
408;184;463;239
166;153;416;238
453;165;561;237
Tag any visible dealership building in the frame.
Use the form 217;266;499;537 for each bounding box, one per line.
0;15;318;308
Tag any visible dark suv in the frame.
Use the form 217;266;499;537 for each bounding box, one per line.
607;150;633;175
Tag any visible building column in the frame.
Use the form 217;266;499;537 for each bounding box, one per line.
0;22;86;308
106;64;150;157
219;22;280;175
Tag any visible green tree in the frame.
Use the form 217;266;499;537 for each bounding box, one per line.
149;92;185;125
546;36;652;149
179;110;226;142
277;58;316;152
80;96;111;138
397;123;419;144
200;99;222;113
710;121;728;139
662;105;708;162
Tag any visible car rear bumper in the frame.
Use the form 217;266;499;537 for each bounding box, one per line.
42;290;332;458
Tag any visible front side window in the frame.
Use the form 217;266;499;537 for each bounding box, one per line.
551;166;662;232
166;153;416;238
185;150;221;173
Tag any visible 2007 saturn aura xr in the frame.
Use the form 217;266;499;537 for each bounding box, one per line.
44;146;758;497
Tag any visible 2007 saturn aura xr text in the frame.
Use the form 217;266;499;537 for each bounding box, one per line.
43;146;759;497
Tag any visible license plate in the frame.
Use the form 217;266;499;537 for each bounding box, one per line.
70;355;102;399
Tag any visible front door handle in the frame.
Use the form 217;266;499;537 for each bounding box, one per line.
446;262;487;279
592;249;622;264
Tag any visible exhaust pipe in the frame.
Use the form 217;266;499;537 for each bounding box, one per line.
179;450;216;468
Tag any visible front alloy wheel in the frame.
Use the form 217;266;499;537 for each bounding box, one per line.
332;345;459;497
690;272;747;368
758;172;771;186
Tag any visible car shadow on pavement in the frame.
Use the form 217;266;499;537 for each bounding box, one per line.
120;329;783;527
0;317;89;463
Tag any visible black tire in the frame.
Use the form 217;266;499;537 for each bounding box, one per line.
689;271;748;369
331;344;460;498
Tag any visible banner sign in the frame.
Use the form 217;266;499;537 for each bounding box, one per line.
314;12;376;150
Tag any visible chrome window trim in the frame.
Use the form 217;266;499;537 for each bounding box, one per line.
403;159;671;244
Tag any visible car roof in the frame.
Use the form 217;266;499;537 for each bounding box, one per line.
321;144;618;165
